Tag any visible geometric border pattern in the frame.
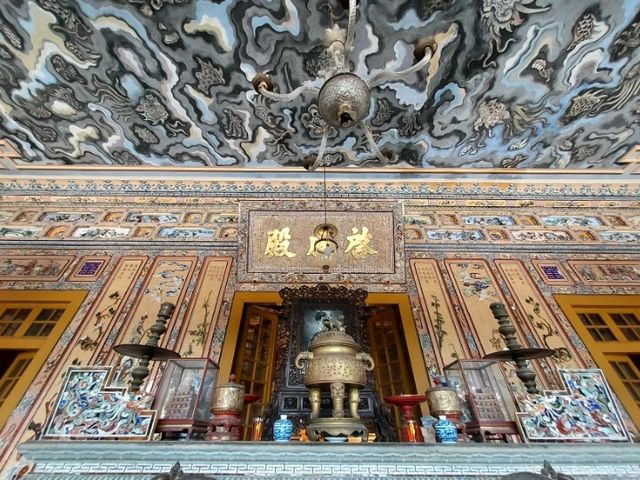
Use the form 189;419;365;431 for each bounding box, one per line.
19;441;640;479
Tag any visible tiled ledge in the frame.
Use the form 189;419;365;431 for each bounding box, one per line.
18;441;640;479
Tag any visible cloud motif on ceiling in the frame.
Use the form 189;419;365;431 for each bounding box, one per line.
0;0;638;170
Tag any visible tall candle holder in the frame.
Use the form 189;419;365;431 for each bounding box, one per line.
483;303;554;395
384;394;427;442
113;302;180;393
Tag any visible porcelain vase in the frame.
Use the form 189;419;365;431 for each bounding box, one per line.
273;415;293;442
434;415;457;444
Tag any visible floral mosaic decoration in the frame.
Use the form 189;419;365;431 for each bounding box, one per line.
517;369;630;442
42;366;156;440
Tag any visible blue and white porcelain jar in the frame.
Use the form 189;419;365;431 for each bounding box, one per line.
273;415;293;442
434;415;457;444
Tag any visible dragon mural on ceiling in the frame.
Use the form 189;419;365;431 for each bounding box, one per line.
0;0;638;169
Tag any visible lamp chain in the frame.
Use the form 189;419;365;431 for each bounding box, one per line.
323;166;327;225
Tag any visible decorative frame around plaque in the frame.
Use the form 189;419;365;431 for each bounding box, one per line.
531;260;575;286
66;255;110;282
516;369;631;443
237;200;405;285
42;366;157;440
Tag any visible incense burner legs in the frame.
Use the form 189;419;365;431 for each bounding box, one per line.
348;387;360;419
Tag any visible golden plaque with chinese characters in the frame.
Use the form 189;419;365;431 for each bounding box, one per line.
238;201;404;284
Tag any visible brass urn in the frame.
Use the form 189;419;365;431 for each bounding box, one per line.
211;375;245;415
295;323;374;420
425;377;462;419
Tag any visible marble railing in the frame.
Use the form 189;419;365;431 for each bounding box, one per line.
17;441;640;480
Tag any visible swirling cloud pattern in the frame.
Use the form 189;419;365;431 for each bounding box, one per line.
0;0;638;169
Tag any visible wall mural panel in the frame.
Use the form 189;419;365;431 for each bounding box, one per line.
444;259;549;394
176;256;232;359
106;256;197;369
495;260;584;388
0;1;637;170
0;184;639;477
411;259;469;374
568;260;640;285
0;255;146;477
91;257;148;364
0;255;74;281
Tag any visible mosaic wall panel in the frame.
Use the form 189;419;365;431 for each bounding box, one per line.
568;261;640;286
0;181;639;478
0;255;74;281
411;259;469;374
0;226;43;238
0;255;148;476
0;206;238;243
495;260;584;388
91;257;149;364
404;207;640;245
66;256;110;282
106;257;197;368
444;259;549;393
531;260;576;286
0;189;639;247
0;178;637;200
444;260;503;355
175;257;232;358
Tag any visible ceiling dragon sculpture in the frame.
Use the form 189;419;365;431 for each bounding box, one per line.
0;0;637;171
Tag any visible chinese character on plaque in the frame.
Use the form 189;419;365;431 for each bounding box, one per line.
264;227;296;258
344;226;377;259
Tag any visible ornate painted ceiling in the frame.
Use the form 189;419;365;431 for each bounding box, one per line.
0;0;638;171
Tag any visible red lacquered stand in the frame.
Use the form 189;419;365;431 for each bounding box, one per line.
384;394;428;442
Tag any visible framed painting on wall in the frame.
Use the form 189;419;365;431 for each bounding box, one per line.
300;306;347;352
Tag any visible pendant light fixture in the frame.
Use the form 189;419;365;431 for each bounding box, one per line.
251;0;435;171
313;166;338;272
